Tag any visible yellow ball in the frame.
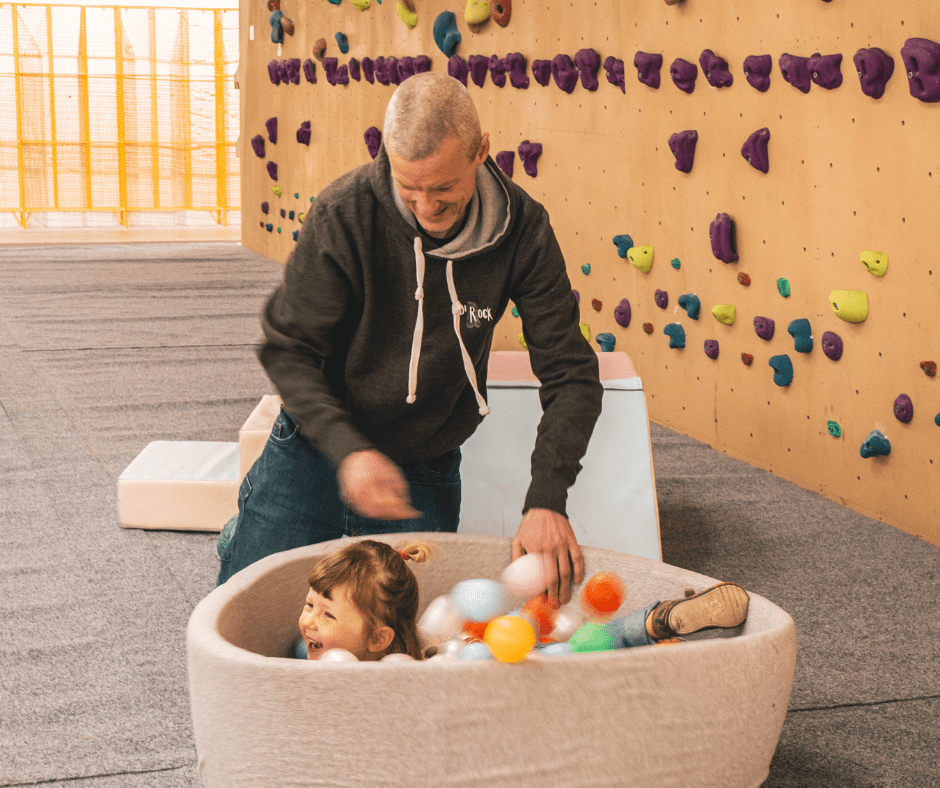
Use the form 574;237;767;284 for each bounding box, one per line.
484;615;536;663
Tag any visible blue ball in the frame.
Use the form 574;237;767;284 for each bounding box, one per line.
294;637;308;660
457;642;494;661
450;579;506;622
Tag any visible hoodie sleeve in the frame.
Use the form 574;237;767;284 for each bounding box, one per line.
258;197;376;469
511;208;604;518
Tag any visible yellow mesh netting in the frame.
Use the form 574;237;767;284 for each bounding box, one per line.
0;3;239;227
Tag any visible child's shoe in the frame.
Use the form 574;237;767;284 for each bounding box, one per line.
646;582;749;640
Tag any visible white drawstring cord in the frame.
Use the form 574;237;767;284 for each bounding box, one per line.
446;260;490;416
406;236;425;404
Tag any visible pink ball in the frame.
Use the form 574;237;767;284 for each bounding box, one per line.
501;554;547;597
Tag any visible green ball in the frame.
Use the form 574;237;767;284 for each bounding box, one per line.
568;621;616;653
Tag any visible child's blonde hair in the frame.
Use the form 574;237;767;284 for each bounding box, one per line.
307;538;437;659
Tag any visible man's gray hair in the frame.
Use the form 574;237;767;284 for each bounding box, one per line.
383;72;482;162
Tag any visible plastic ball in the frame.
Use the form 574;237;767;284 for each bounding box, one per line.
462;620;488;640
381;652;416;662
568;622;616;653
581;572;625;616
319;648;359;662
484;615;536;663
450;579;507;622
418;594;465;642
501;554;547;597
457;641;495;661
294;637;308;660
522;595;558;637
539;642;573;656
439;637;471;659
548;608;584;642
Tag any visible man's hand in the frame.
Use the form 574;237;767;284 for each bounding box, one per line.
511;508;584;605
338;449;422;520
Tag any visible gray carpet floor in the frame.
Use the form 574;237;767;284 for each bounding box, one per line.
0;242;937;788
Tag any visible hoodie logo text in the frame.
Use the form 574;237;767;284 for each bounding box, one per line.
464;302;493;329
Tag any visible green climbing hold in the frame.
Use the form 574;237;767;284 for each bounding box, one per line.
511;306;519;318
777;278;791;297
827;420;842;438
294;192;299;199
277;227;282;233
581;263;591;275
671;258;681;269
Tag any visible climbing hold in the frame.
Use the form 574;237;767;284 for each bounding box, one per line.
670;58;697;93
678;293;700;320
777;278;791;298
323;59;349;86
288;210;294;220
465;0;490;27
532;60;552;87
809;53;843;89
251;135;265;158
743;54;773;92
754;316;775;341
591;299;602;311
260;201;269;214
467;55;490;87
266;161;278;180
894;394;914;423
296;121;311;145
671;258;681;269
700;49;733;87
779;53;812;93
490;0;511;27
628;245;654;273
901;38;940;102
604;56;626;93
788;319;813;353
335;32;349;55
265;222;273;232
579;322;591;341
495;151;514;178
511;306;519;318
712;304;736;325
448;56;469;87
292;229;299;242
860;429;891;458
614;299;631;328
280;208;286;219
361;57;375;83
854;47;894;99
821;331;844;361
285;58;301;85
298;213;305;223
364;126;382;159
654;289;668;309
383;57;400;85
612;234;633;258
397;0;417;28
488;56;508;88
552;54;579;93
737;273;751;286
518;333;527;350
704;340;719;360
861;250;888;276
827;421;842;438
373;57;389;86
741;128;770;174
642;323;654;335
506;52;529;89
572;290;580;303
326;0;341;4
921;361;937;377
303;59;317;83
348;58;361;82
271;184;282;196
351;0;370;9
668;130;698;174
596;333;616;352
398;57;417;82
829;290;869;323
663;323;686;349
709;213;738;263
518;141;542;177
313;38;327;61
581;263;591;276
634;52;663;89
769;355;794;386
575;49;601;91
741;353;754;366
265;117;277;144
936;413;940;426
433;12;461;58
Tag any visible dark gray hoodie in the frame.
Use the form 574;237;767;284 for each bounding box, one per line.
259;144;602;516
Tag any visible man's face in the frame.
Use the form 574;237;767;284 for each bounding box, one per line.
388;134;489;239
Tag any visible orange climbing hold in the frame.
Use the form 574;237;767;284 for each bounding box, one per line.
922;361;937;377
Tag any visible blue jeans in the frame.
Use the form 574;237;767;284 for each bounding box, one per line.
606;603;658;648
217;408;462;585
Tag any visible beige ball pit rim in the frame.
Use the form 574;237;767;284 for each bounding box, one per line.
188;533;797;788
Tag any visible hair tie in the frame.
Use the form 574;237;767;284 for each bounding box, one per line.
399;549;410;561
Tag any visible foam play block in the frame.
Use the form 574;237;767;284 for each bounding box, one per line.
118;441;240;531
238;394;282;479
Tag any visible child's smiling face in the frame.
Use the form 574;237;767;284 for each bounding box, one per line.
299;584;388;661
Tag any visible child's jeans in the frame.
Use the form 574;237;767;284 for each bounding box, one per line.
606;604;658;648
217;407;462;585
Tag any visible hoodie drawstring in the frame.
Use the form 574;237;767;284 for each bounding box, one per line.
445;260;490;416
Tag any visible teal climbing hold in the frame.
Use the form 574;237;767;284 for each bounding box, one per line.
678;293;701;320
581;263;591;275
935;412;940;426
335;32;349;54
671;258;681;269
277;227;282;233
511;306;519;318
788;318;813;353
769;354;794;386
827;420;841;437
292;229;299;241
433;11;461;57
612;235;634;258
860;429;891;458
595;333;616;352
327;0;341;4
777;278;791;297
663;323;686;349
288;210;295;220
265;223;273;232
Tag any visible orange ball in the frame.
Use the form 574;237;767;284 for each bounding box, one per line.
463;620;488;640
581;572;625;615
522;596;557;637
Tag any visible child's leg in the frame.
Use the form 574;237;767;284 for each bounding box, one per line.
646;582;750;640
605;603;659;648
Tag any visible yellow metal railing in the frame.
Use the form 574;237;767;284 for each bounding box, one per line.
0;3;239;228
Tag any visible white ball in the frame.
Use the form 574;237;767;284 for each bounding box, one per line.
439;637;471;659
319;648;358;662
418;594;465;642
501;554;547;598
381;653;416;663
548;608;584;642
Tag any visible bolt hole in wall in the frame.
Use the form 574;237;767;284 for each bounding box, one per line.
241;0;940;546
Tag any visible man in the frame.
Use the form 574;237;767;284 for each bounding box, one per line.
218;72;603;604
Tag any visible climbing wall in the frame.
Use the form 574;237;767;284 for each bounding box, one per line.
239;0;940;547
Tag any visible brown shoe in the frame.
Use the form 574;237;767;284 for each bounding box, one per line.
647;582;750;639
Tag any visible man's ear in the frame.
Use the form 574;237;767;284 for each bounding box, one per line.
368;625;395;653
475;133;491;165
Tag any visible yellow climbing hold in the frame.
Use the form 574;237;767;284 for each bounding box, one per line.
298;213;305;223
465;0;490;25
712;304;736;325
397;0;417;28
627;245;654;273
351;0;370;8
829;289;869;323
860;250;888;277
518;332;527;350
271;185;282;196
579;322;591;341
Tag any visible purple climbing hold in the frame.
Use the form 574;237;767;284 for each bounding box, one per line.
323;58;339;85
894;394;914;423
741;128;770;174
251;134;265;158
384;57;400;86
572;290;580;303
364;126;382;160
901;38;940;103
704;340;719;360
268;59;281;85
575;48;600;91
743;54;772;92
635;52;663;89
468;55;490;88
518;141;542;177
303;58;317;84
754;316;775;341
266;161;278;181
265;117;277;144
414;56;432;75
276;60;290;83
603;56;625;93
398;56;416;82
668;130;698;174
495;151;514;178
348;58;361;82
821;331;843;361
614;298;631;328
296;121;311;146
506;53;529;89
551;54;579;94
700;49;733;88
779;53;812;93
361;57;375;84
654;289;668;309
854;47;894;99
261;201;269;214
809;53;843;89
488;56;508;88
373;57;389;86
532;59;552;87
670;58;698;93
286;58;301;85
448;56;469;86
709;213;738;263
